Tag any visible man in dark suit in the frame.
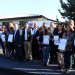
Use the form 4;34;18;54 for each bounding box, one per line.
14;25;24;61
32;23;39;60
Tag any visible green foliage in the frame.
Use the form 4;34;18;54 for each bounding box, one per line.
59;0;75;21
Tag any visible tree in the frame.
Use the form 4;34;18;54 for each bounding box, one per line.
59;0;75;22
56;15;59;23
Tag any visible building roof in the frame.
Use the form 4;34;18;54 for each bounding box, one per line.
0;14;57;22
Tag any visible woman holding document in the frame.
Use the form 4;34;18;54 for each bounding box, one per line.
1;27;8;57
55;24;64;70
62;25;74;73
7;27;14;59
53;24;64;64
42;28;53;66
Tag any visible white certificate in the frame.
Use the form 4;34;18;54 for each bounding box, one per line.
54;35;59;41
54;40;60;45
43;35;49;45
8;34;13;42
54;35;59;45
1;34;5;42
0;31;2;33
58;39;67;51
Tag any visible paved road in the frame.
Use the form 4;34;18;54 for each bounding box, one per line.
0;55;75;75
0;47;75;75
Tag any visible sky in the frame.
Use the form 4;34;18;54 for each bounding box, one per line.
0;0;64;21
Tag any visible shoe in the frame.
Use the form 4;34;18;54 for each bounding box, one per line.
63;69;67;73
61;68;64;71
66;69;70;73
63;69;70;74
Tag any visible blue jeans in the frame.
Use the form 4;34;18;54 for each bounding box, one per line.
43;45;51;65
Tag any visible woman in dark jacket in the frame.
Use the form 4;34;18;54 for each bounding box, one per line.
56;24;64;70
52;24;64;64
7;27;14;59
63;25;74;73
1;27;8;56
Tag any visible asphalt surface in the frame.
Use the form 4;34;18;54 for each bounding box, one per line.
0;47;75;75
0;55;75;75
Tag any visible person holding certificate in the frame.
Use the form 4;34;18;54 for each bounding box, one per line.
42;27;53;66
51;24;64;64
7;27;14;60
62;25;74;73
55;24;64;70
1;26;8;56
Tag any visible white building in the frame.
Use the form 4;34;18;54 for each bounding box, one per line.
0;14;57;28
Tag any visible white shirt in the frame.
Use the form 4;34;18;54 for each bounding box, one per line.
14;29;18;40
25;29;27;40
33;28;38;35
24;28;33;41
19;29;22;36
31;29;34;35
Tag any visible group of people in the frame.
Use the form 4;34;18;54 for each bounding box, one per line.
0;20;75;73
